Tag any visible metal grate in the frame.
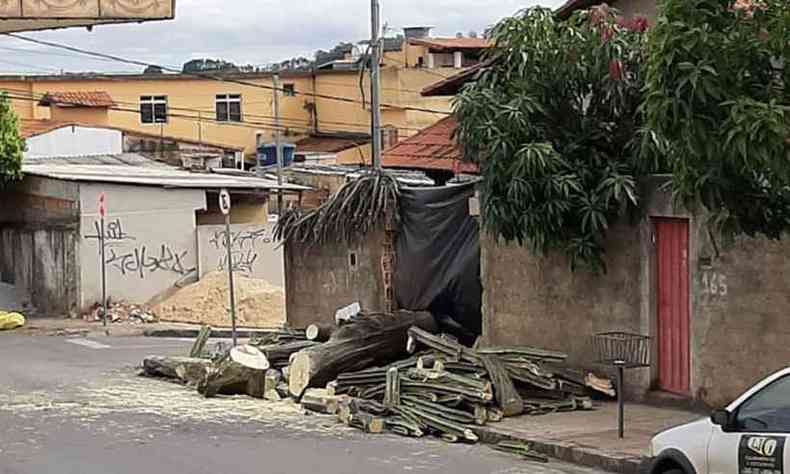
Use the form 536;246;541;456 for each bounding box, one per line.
592;332;651;368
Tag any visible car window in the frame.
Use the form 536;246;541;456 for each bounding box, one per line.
737;376;790;432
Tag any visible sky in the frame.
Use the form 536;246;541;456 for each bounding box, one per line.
0;0;565;75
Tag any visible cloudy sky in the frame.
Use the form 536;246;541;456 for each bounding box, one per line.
0;0;565;74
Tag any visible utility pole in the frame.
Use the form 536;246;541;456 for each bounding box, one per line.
370;0;383;170
273;74;285;213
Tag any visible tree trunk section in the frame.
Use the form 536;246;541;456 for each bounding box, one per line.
289;311;437;398
198;345;269;398
306;323;335;342
143;356;212;384
481;355;524;417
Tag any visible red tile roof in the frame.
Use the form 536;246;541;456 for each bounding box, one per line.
382;117;478;174
295;133;371;153
409;37;491;52
39;91;116;108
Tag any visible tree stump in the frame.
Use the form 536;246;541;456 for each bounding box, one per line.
198;345;270;398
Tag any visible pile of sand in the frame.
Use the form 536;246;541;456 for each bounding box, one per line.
152;272;285;328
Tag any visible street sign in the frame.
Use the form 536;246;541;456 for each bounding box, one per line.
219;188;231;215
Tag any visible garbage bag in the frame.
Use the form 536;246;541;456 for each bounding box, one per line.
0;312;25;331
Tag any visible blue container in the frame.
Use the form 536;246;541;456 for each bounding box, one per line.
257;143;296;168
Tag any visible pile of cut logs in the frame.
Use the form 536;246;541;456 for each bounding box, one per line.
141;310;613;448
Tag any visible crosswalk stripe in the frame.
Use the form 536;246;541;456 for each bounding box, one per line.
65;338;111;349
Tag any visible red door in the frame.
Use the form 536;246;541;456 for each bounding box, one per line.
655;218;690;395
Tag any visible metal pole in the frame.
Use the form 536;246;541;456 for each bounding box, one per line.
225;212;238;347
370;0;383;170
273;74;284;214
617;364;625;438
100;215;107;328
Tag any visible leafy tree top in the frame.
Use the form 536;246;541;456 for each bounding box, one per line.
454;7;651;271
0;93;24;188
643;0;790;238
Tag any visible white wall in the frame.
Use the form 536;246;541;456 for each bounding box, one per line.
79;183;206;306
197;223;284;287
25;127;123;159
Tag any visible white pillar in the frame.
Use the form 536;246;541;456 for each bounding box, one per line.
427;53;435;69
453;51;463;69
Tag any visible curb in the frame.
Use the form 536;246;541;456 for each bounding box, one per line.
143;328;272;339
473;426;650;474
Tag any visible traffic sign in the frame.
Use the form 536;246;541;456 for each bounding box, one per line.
219;188;231;215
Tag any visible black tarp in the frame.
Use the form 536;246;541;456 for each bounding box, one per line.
395;182;481;344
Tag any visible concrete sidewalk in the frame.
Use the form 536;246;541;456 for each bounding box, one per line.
475;402;702;474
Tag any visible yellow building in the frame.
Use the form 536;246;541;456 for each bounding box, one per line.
0;28;490;166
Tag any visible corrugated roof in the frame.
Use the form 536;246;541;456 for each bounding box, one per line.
382;117;478;174
409;37;491;52
39;91;116;108
22;153;310;191
295;133;371;153
284;163;435;186
18;119;244;152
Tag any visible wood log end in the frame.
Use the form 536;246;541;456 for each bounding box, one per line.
289;351;312;398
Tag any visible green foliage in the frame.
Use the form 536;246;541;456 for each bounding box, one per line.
643;0;790;238
454;7;651;272
0;93;24;188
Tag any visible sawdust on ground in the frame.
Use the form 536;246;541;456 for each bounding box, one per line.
152;272;285;328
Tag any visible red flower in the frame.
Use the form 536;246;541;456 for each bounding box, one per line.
609;60;624;81
629;16;649;33
601;26;615;42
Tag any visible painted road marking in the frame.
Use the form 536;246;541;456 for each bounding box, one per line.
65;338;111;349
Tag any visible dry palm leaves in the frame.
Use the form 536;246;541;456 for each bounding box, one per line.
275;171;400;246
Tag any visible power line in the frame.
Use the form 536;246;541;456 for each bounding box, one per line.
4;33;452;117
0;59;61;73
0;85;431;135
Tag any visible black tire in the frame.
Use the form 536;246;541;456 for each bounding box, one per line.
663;468;685;474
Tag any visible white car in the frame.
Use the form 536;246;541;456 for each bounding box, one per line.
649;368;790;474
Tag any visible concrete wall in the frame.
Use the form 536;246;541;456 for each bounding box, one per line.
197;223;284;287
481;224;646;396
0;176;81;315
49;106;110;126
482;176;790;407
285;229;387;329
25;126;123;158
641;178;790;407
78;183;206;307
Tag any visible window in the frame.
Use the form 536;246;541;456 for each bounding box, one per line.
736;376;790;432
140;95;168;124
282;84;296;97
216;94;242;122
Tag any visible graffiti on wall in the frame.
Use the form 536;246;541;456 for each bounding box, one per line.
83;219;136;248
104;244;194;279
208;227;273;276
85;218;196;279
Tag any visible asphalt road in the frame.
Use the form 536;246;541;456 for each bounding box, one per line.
0;333;611;474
